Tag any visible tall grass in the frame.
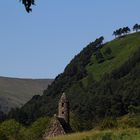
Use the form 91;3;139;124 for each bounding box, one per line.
49;114;140;140
49;128;140;140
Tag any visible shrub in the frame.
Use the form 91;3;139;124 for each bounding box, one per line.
118;114;140;128
103;47;114;60
0;119;23;140
22;117;50;140
95;50;105;63
99;117;118;130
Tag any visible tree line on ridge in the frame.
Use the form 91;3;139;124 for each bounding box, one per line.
113;24;140;38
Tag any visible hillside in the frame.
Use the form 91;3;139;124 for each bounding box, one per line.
49;114;140;140
9;32;140;128
0;77;53;113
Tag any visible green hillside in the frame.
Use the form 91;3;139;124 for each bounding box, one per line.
9;32;140;129
0;77;53;113
87;32;140;80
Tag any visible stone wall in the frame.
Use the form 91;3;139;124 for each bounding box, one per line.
43;118;66;140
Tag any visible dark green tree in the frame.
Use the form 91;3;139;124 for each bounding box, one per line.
133;24;140;32
113;27;130;38
113;31;117;38
20;0;35;13
122;27;131;35
114;28;123;37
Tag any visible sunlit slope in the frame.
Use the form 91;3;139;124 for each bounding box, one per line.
87;32;140;80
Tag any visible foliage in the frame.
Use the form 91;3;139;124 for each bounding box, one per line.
0;114;139;140
95;50;105;63
99;117;118;130
0;117;50;140
20;0;35;13
21;117;50;140
70;112;82;132
128;105;140;115
113;27;131;38
133;24;140;32
49;128;140;140
118;114;140;128
103;47;114;60
0;129;7;140
0;119;23;140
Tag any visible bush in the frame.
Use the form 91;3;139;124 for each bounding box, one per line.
22;117;50;140
0;119;23;140
102;133;112;140
118;114;140;128
0;129;7;140
103;47;114;60
128;105;140;114
95;50;105;63
70;112;82;132
99;118;118;130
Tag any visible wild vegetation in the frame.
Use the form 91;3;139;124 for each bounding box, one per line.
49;128;140;140
0;113;139;140
49;113;140;140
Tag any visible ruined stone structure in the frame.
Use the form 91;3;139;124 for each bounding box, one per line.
43;93;72;140
58;92;69;124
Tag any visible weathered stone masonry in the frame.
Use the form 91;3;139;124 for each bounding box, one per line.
43;93;72;140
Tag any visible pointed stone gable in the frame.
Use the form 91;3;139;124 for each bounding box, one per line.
43;117;66;140
43;93;72;140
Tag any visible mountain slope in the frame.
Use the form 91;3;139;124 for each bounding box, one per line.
9;32;140;129
0;77;53;113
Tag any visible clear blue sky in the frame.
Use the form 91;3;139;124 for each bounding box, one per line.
0;0;139;79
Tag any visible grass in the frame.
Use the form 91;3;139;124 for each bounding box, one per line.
49;128;140;140
87;32;140;81
49;114;140;140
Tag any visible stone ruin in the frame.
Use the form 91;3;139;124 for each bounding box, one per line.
43;93;72;140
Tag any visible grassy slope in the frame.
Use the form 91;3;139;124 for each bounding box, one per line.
49;114;140;140
87;32;140;81
49;128;140;140
0;77;53;113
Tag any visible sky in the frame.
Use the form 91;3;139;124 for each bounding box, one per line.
0;0;140;79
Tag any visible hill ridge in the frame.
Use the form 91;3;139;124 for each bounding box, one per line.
0;76;53;113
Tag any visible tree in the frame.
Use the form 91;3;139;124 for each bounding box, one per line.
117;28;123;37
113;27;131;38
122;27;131;35
20;0;35;13
0;119;23;140
22;117;50;140
113;31;117;38
133;24;140;32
